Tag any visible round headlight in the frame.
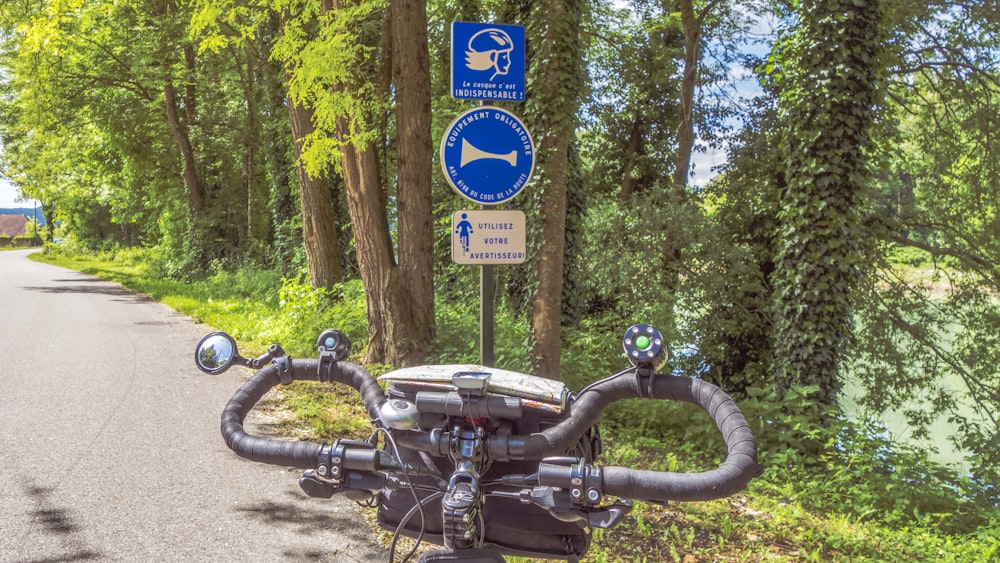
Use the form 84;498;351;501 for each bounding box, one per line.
623;324;664;367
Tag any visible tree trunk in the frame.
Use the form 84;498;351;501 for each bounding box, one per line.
163;79;204;210
242;43;259;257
391;0;434;361
286;80;344;289
529;0;586;380
532;165;570;380
336;120;414;364
183;44;198;130
620;117;644;201
320;0;434;366
772;0;884;404
262;44;299;276
673;0;700;189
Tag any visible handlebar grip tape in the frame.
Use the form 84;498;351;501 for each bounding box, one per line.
523;375;760;501
220;360;386;469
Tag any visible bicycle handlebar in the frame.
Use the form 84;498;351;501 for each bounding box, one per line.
532;375;760;501
220;359;387;469
219;359;759;502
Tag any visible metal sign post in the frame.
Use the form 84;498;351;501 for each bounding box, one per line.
481;263;495;367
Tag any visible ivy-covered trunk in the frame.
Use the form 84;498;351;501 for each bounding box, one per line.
525;0;587;380
772;0;886;404
391;0;435;361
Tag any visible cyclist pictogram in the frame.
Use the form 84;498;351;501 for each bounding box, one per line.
455;213;474;255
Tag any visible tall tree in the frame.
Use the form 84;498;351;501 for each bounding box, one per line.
296;0;433;365
191;0;346;285
287;80;345;288
771;0;886;404
524;0;588;379
391;0;435;355
155;0;207;212
846;0;1000;492
673;0;705;188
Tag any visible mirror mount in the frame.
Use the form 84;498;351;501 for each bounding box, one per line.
195;332;291;376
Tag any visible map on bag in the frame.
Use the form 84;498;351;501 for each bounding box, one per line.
379;364;569;414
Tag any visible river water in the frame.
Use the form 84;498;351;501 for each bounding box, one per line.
841;375;975;475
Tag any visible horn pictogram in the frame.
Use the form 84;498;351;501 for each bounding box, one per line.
460;138;517;167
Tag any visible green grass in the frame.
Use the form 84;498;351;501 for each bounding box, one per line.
32;247;1000;562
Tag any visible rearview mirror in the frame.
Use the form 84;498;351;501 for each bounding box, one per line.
195;332;242;375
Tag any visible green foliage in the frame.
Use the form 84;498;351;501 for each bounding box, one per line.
565;193;683;331
36;246;367;359
0;0;300;274
274;0;389;176
266;275;369;352
10;234;42;247
769;0;887;404
838;4;1000;499
744;385;995;533
428;299;534;372
280;382;373;440
886;244;932;269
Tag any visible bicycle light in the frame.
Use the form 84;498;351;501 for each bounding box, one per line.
623;324;664;367
317;329;351;361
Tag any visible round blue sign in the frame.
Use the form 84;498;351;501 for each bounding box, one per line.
440;106;535;205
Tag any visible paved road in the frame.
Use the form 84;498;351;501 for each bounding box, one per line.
0;250;385;562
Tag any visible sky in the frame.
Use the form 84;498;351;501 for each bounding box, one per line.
0;139;38;207
0;176;36;208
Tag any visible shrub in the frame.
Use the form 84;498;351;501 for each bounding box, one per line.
248;276;369;358
13;234;42;247
428;300;533;372
888;244;932;268
740;385;995;533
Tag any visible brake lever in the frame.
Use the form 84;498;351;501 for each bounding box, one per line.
586;498;633;529
517;487;632;530
520;487;587;524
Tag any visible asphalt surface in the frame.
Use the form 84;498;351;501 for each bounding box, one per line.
0;250;386;562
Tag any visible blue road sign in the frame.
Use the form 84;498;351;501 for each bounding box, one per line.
451;22;525;101
440;107;535;205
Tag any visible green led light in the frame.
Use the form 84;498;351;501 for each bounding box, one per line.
635;335;651;350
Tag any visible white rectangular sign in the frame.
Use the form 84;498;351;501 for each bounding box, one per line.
451;210;526;264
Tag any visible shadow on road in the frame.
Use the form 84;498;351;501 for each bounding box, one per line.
235;492;386;561
20;280;153;304
17;481;102;562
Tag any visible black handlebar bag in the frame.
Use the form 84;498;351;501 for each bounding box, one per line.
376;366;601;561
